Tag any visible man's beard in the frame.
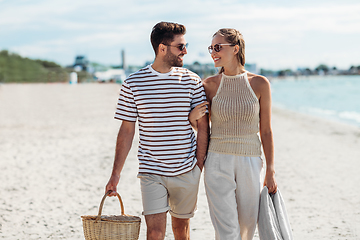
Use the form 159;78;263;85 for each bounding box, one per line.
165;50;183;67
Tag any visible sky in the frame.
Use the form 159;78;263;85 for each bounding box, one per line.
1;0;360;71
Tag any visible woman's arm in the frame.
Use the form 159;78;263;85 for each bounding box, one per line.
257;76;277;193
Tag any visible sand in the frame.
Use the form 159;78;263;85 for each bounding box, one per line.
0;83;359;239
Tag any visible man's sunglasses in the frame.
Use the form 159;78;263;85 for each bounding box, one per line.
164;43;188;51
208;43;235;54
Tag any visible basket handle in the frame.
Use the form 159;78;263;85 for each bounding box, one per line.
96;190;125;222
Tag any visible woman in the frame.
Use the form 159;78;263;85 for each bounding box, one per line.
189;28;277;240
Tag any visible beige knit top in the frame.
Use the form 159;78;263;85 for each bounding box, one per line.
208;72;262;156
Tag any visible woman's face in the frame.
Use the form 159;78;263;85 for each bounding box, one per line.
210;34;236;68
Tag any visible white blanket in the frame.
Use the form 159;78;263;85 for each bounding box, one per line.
258;186;293;240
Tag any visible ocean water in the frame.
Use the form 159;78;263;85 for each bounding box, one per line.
270;75;360;127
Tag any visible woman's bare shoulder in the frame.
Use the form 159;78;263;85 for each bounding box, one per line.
247;72;270;88
203;74;221;86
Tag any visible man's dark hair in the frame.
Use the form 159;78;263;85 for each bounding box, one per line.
150;22;186;55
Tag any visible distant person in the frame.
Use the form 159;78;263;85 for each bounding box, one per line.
105;22;209;240
189;28;277;240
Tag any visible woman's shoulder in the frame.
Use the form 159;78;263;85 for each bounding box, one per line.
201;74;222;98
203;74;221;85
247;72;270;87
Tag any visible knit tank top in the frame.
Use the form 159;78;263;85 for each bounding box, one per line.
208;72;262;156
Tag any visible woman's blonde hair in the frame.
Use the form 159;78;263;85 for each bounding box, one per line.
213;28;245;73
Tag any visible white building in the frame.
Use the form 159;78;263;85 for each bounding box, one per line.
94;69;126;83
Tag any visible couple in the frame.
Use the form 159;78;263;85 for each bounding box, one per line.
105;21;277;240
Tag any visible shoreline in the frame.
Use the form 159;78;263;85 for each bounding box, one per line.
270;74;360;81
272;104;360;129
271;106;360;239
270;75;360;129
0;83;359;239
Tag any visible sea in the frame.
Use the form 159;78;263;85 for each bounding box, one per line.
270;75;360;128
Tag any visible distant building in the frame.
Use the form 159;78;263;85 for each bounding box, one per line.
185;62;217;79
73;55;89;71
94;68;126;83
121;50;127;70
245;63;258;74
296;67;314;76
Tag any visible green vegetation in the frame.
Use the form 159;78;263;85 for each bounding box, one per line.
0;50;68;83
315;64;329;74
261;64;360;77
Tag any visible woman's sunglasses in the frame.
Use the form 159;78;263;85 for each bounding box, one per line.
165;43;189;51
208;43;235;54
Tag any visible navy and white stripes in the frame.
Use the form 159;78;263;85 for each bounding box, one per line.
115;65;207;176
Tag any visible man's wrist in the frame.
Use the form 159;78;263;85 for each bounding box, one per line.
195;155;206;163
111;173;120;179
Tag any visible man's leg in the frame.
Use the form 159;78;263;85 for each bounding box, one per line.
145;212;167;240
167;165;201;240
172;216;190;240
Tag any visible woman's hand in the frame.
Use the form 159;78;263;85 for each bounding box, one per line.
189;102;208;130
263;169;277;194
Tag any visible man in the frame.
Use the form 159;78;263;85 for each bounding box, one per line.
105;21;209;240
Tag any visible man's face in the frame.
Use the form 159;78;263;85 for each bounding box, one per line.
164;34;188;67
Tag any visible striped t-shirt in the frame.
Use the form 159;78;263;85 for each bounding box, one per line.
114;65;207;177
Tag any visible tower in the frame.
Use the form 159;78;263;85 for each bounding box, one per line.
121;49;126;70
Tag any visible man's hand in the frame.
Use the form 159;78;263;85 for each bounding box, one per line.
195;113;209;171
105;175;120;197
196;161;204;171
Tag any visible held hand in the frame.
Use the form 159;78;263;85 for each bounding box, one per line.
189;102;208;124
263;171;277;194
105;175;120;197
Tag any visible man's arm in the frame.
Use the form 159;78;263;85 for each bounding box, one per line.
188;102;209;131
106;120;136;196
195;113;209;170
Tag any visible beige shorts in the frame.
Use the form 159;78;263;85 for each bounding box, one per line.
138;165;201;219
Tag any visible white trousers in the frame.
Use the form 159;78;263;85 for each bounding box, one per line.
204;152;263;240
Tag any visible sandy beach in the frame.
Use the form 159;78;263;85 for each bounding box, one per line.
1;83;359;240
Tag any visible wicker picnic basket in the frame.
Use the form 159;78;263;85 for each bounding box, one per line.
81;191;141;240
